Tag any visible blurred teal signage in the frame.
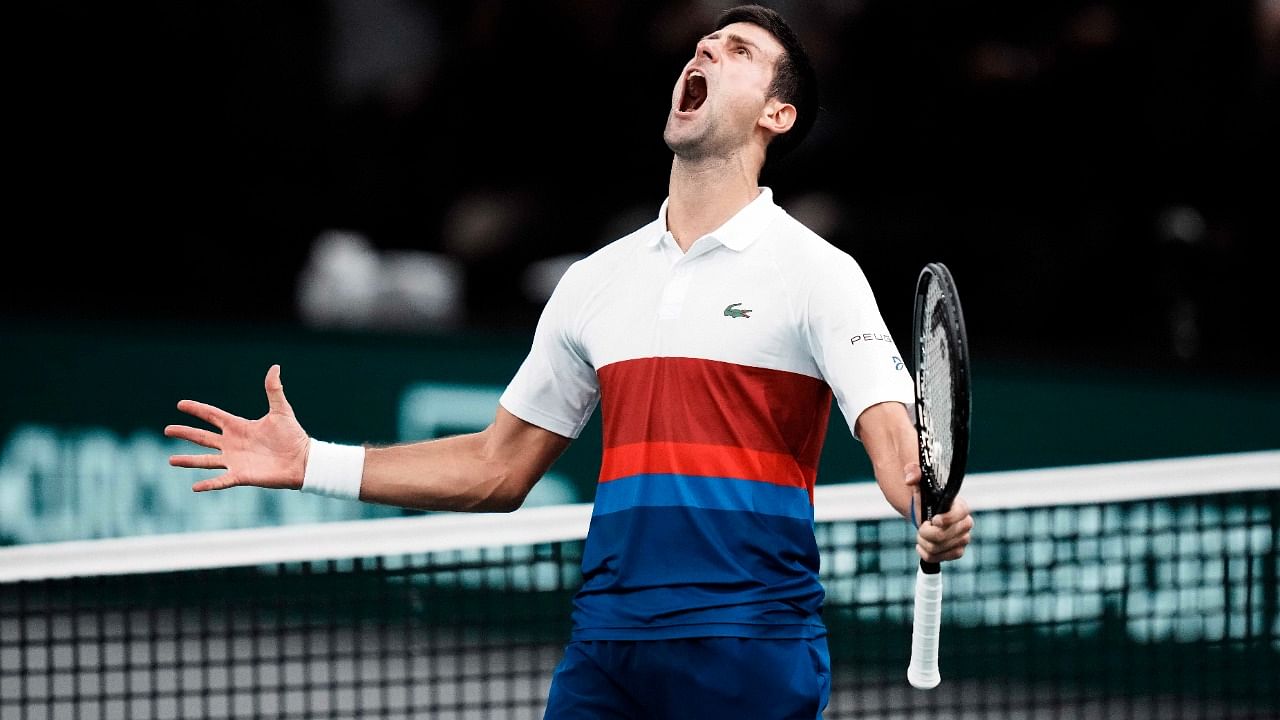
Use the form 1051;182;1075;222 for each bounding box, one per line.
0;382;581;546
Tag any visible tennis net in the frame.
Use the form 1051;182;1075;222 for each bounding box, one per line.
2;450;1277;719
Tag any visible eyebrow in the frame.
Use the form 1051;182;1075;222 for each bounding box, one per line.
704;31;764;56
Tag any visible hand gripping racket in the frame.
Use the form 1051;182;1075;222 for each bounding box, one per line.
906;262;972;690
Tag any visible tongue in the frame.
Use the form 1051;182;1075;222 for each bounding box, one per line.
682;76;706;112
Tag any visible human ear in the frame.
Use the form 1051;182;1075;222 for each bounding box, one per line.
759;100;796;138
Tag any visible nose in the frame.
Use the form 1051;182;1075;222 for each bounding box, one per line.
695;36;718;63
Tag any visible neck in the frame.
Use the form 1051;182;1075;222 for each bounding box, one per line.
666;148;763;252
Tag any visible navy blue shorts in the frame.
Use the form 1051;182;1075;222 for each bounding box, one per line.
543;637;831;719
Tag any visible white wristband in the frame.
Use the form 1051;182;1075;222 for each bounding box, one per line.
300;439;365;500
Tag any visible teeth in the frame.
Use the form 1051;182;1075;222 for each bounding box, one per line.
680;69;706;113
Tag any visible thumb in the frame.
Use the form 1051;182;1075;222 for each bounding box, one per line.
934;496;969;527
904;462;922;489
265;364;293;415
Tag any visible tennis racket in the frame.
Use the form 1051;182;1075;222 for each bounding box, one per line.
906;262;972;690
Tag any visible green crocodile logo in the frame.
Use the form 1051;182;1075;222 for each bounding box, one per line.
723;303;752;319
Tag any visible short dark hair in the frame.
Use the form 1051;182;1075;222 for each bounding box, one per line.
715;4;819;158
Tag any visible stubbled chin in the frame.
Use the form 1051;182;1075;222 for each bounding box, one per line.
664;119;706;156
665;109;701;134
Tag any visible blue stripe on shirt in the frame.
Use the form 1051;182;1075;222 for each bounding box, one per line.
593;473;812;521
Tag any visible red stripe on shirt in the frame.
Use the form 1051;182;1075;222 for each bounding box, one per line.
599;441;815;494
596;357;832;469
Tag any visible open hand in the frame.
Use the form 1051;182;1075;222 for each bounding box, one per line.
165;365;310;492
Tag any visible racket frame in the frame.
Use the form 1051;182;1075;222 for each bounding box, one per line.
907;261;972;690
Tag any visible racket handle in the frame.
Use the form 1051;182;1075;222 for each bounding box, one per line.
907;564;943;689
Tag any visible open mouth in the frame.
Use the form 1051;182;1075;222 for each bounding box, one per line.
678;70;707;113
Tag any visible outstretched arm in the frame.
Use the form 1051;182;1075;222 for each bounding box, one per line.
166;365;570;513
359;405;570;512
855;401;972;563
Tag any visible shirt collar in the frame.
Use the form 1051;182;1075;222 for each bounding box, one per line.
647;187;779;252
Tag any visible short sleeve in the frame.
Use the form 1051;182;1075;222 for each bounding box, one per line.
499;263;600;439
801;252;914;438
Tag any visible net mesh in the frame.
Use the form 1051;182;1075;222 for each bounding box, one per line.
918;277;956;491
2;454;1278;720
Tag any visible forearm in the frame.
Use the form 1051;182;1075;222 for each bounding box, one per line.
873;458;917;520
856;401;920;521
339;406;570;513
357;431;527;512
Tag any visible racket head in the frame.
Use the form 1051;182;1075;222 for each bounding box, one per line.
911;262;971;519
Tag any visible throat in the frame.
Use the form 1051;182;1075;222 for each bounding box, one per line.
666;163;762;251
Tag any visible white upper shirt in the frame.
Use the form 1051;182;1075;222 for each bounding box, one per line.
500;187;914;443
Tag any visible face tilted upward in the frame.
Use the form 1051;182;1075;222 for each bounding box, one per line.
663;22;786;160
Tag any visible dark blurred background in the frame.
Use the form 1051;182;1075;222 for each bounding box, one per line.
8;0;1279;374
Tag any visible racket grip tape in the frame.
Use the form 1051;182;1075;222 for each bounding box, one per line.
907;566;943;689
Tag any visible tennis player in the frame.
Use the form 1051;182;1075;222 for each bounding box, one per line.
168;5;973;717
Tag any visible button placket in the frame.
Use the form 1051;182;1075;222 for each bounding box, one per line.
658;262;692;320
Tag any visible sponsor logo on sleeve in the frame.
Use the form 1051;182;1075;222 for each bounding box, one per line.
849;332;893;345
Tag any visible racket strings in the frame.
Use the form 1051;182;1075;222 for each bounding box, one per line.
919;282;955;491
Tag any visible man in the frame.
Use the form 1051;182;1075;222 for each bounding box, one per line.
167;6;973;718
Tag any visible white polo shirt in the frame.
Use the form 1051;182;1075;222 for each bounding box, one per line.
500;187;914;640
